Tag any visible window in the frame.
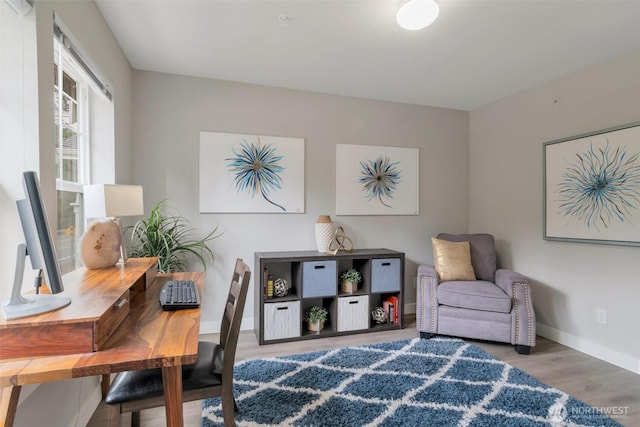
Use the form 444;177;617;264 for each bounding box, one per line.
54;38;86;274
53;22;113;274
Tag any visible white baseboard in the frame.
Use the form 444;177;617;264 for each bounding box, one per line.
537;323;640;375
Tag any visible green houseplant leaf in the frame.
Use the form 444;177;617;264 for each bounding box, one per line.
340;269;361;283
127;200;220;273
304;306;328;322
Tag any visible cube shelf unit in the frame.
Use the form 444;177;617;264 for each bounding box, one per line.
254;248;404;345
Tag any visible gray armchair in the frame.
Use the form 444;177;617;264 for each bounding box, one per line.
417;233;536;354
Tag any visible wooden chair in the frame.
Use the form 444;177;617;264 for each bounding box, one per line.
104;259;251;427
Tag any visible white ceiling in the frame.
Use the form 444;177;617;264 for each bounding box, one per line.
95;0;640;111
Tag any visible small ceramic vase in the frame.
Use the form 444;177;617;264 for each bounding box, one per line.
314;215;334;253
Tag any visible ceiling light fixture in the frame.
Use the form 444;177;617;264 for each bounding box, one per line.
396;0;439;31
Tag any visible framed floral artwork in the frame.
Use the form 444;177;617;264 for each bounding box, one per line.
199;131;305;213
543;122;640;246
336;144;419;215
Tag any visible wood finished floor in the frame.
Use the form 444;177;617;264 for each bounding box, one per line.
87;316;640;426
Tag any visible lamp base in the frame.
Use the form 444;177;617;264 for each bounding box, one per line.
114;217;128;264
79;219;122;269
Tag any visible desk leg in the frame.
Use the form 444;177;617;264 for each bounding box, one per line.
101;374;111;399
161;366;183;427
0;386;21;427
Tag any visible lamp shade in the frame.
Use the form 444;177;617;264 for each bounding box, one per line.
397;0;439;30
84;184;144;218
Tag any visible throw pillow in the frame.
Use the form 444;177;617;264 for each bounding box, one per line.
437;233;496;282
431;238;476;282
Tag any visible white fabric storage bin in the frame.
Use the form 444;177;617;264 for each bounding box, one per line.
264;301;300;341
337;295;369;332
371;258;401;292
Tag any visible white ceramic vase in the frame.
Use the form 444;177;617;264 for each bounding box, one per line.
314;215;334;253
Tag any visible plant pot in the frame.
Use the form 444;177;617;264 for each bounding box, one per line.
342;279;358;293
307;320;325;333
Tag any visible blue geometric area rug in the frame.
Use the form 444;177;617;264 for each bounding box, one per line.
202;337;622;426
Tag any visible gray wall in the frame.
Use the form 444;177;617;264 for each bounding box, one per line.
131;71;470;331
469;49;640;373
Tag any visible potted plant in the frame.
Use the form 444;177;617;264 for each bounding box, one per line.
127;200;221;273
341;268;362;293
304;306;328;332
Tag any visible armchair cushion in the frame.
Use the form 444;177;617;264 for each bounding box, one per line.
431;238;476;281
437;281;512;313
437;233;497;281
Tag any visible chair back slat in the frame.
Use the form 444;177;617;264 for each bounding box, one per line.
224;302;236;324
219;262;247;345
228;280;241;303
220;259;251;373
220;280;237;342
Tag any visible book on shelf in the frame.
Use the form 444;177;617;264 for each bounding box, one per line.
381;300;392;324
267;277;273;297
382;300;391;322
385;296;399;324
263;268;274;297
263;268;268;297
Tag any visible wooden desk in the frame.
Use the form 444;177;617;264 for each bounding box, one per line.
0;258;204;427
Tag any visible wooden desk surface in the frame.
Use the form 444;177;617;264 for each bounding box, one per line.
0;270;204;388
0;257;156;330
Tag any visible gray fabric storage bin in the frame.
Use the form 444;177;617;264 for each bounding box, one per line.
302;260;337;297
371;258;401;292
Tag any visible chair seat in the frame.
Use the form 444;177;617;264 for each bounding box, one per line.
437;280;511;313
105;341;223;405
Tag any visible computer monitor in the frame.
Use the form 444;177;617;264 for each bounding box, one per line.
2;171;71;320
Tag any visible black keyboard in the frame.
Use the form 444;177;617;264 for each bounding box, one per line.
159;280;200;311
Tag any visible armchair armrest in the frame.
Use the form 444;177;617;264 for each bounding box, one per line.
496;269;536;348
495;269;528;295
416;265;439;334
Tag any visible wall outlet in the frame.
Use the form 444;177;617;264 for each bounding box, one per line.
596;308;607;324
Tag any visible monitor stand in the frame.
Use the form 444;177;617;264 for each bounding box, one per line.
1;243;71;320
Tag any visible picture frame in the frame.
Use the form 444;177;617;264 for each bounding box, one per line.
336;144;419;215
543;122;640;246
199;131;305;213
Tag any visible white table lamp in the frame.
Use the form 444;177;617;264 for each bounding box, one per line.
83;184;144;265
